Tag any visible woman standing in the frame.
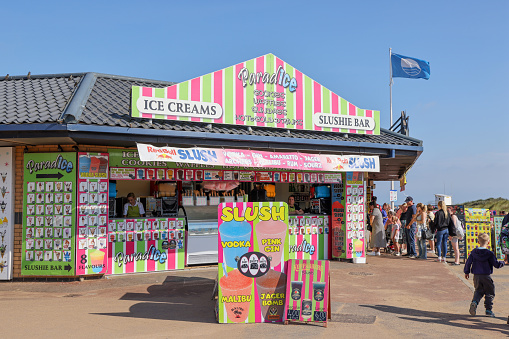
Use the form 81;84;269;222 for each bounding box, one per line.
368;201;386;256
426;204;435;254
410;203;428;259
432;201;456;262
449;208;462;265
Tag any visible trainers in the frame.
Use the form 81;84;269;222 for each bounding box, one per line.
409;255;416;259
486;310;495;317
395;253;401;256
435;257;442;262
367;252;377;256
375;252;381;256
469;301;477;316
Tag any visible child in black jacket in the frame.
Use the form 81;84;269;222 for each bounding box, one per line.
464;233;505;317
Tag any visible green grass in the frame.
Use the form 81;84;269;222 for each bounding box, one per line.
461;197;509;212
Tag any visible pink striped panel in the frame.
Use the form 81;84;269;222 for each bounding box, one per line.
142;87;154;119
313;81;322;131
214;70;223;124
166;86;177;120
190;78;201;122
235;63;245;125
167;237;176;270
349;103;357;134
107;239;113;275
256;56;265;127
275;57;285;128
295;70;303;129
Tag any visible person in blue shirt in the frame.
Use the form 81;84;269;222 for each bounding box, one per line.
464;233;505;317
402;197;418;258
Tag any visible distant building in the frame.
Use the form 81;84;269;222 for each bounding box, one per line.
435;194;452;206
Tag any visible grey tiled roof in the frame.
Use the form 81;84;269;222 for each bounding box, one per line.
0;74;82;124
0;72;421;147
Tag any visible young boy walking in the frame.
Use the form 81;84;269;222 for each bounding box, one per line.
464;233;505;317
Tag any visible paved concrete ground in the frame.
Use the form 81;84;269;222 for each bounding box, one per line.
1;254;509;338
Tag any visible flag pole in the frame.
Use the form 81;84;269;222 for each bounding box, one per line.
389;47;395;210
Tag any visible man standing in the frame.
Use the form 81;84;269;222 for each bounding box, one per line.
403;196;417;258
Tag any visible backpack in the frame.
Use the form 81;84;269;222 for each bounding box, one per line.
454;217;464;240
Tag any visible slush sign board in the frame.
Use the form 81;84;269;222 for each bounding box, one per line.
131;53;380;135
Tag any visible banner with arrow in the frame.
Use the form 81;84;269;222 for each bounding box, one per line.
22;152;77;276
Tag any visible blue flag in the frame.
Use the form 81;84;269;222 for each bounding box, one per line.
391;53;430;79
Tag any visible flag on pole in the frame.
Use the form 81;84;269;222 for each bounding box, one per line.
391;53;430;80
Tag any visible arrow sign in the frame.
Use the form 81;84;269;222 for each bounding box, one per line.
64;264;72;272
36;173;64;180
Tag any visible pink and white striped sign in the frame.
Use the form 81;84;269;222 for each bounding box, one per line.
131;54;380;135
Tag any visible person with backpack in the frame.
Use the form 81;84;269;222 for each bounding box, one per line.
431;201;456;262
449;208;464;265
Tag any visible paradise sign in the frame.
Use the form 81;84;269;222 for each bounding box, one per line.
218;202;289;323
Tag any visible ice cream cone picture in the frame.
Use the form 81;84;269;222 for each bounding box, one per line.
0;244;6;258
80;194;87;203
26;251;33;261
36;216;43;226
99;239;106;249
64;239;71;250
65;182;72;192
1;172;6;183
26;239;34;250
80;182;88;192
64;216;71;226
27;194;35;203
44;251;52;261
89;227;96;237
36;239;43;249
36;193;43;204
79;239;87;249
45;182;54;192
27;182;35;192
54;239;62;250
99;182;107;192
45;216;52;226
100;205;107;214
36;228;43;238
45;239;53;250
37;205;44;215
45;228;53;238
64;193;71;203
64;205;71;215
136;222;143;231
99;216;106;225
0;261;5;273
26;228;33;238
55;193;63;203
54;251;61;262
79;228;86;237
0;187;7;198
90;182;97;192
55;182;62;192
37;182;44;192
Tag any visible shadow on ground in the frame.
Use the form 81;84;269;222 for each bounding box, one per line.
93;275;217;323
361;304;509;336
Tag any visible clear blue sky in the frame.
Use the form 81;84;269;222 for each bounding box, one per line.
3;1;508;205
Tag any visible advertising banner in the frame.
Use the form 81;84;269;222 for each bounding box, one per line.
22;153;76;276
283;259;330;325
76;153;109;275
0;148;14;280
132;53;380;135
107;218;185;274
218;202;289;323
331;180;346;259
288;215;330;260
465;208;491;257
136;143;380;173
345;173;366;259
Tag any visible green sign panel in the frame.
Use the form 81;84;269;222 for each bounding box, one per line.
22;153;77;276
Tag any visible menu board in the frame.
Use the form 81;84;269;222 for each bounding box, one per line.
288;215;330;260
217;202;289;324
283;259;330;326
107;217;186;274
345;173;365;259
465;208;491;257
76;153;109;275
331;180;345;258
0;147;14;280
22;153;76;276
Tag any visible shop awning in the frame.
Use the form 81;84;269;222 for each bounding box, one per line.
136;143;380;173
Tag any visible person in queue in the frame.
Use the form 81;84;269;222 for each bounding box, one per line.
410;203;428;259
426;204;436;254
397;202;408;254
432;200;456;262
123;192;145;218
288;195;304;215
368;201;386;256
403;196;418;258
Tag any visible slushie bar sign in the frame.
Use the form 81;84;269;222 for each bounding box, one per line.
218;202;289;323
132;53;380;135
